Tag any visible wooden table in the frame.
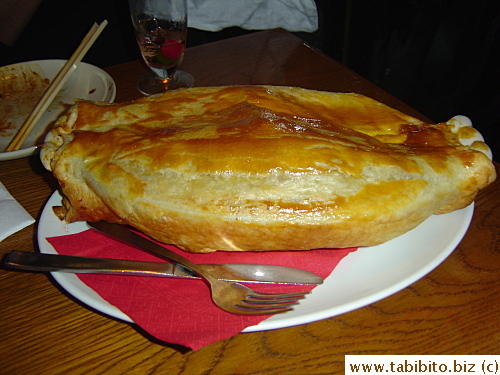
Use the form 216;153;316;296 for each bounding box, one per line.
1;29;498;374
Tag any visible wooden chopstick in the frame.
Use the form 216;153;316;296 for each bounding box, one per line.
5;20;108;152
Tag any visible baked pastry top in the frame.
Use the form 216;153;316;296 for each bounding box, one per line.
41;85;496;252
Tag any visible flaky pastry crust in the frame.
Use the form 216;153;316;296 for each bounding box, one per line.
41;86;496;252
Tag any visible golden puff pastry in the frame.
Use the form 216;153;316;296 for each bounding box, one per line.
41;86;496;253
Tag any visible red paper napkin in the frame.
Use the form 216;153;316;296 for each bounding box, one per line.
47;230;356;350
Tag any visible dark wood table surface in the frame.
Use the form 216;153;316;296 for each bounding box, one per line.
1;29;498;374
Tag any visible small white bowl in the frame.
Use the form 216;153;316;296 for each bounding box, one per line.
0;60;116;161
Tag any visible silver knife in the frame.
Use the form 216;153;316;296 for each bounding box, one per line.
5;250;323;285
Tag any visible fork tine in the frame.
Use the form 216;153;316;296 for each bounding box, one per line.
235;305;295;315
246;291;310;300
240;299;301;308
244;295;307;304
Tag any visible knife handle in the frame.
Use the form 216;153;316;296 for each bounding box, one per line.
4;250;188;277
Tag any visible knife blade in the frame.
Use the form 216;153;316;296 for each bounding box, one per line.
4;250;323;285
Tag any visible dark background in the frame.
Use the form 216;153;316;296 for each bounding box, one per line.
1;0;498;159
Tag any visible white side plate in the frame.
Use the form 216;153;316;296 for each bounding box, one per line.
0;60;116;160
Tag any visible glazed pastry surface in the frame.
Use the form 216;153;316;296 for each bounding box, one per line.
41;86;496;252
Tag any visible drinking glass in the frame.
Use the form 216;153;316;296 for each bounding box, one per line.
129;0;194;95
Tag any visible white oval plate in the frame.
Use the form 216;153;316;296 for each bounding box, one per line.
37;191;473;332
0;60;116;160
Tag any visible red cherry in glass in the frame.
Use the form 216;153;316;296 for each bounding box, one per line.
160;38;184;59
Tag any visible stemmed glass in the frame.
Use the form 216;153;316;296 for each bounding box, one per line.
129;0;194;95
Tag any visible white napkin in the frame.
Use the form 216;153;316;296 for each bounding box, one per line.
187;0;318;33
0;181;35;242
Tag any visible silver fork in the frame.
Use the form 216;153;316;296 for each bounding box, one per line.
87;221;310;315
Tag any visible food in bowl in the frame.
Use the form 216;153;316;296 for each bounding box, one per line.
0;64;50;148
